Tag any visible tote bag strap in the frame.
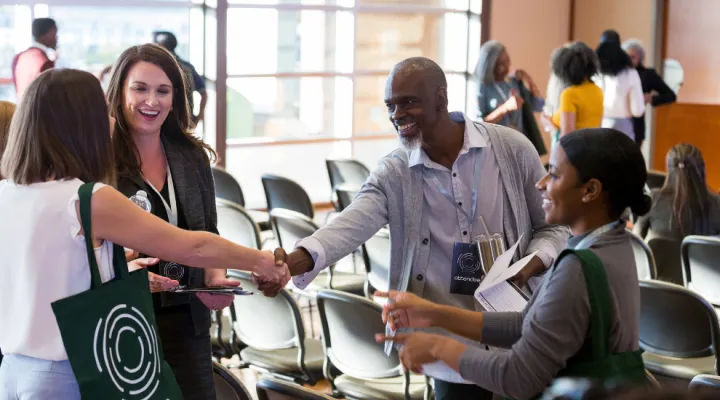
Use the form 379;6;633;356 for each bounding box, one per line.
564;249;613;360
78;182;129;290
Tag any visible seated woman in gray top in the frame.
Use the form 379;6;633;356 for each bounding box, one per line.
635;143;720;241
476;41;544;152
376;128;651;399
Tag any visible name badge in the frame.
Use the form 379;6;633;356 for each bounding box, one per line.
450;241;485;295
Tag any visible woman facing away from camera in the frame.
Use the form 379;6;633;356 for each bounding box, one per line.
0;68;289;399
375;128;651;399
635;143;720;242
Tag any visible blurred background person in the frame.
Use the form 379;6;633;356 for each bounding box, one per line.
622;39;677;147
476;40;546;155
634;143;720;242
550;41;603;139
12;18;57;100
154;31;207;127
594;33;644;140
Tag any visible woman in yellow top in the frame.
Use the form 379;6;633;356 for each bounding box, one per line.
550;42;604;140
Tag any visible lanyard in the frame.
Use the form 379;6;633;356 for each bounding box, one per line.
573;221;621;250
426;149;483;238
143;162;178;227
494;83;510;103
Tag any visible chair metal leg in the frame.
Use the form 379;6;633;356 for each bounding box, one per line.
404;370;412;400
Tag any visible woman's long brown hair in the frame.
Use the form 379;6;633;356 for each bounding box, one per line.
106;43;215;178
659;143;713;236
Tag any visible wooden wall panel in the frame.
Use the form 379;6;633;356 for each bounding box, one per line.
653;104;720;191
665;0;720;104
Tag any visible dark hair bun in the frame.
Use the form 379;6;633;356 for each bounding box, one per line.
630;193;652;216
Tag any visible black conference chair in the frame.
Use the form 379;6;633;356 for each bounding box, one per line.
261;174;314;220
690;374;720;393
226;270;324;385
361;228;391;298
316;290;429;400
335;183;362;212
212;167;270;231
682;235;720;307
639;280;720;382
256;377;336;400
213;361;253;400
210;308;236;360
646;170;667;190
270;208;365;294
647;236;684;284
628;231;657;280
326;159;370;211
216;199;262;250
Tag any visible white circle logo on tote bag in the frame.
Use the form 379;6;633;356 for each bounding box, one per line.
93;304;162;399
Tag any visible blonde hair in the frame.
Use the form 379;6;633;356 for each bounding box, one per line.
0;101;16;179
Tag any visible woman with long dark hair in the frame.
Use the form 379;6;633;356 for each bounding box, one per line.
105;43;239;399
375;128;650;399
635;143;720;241
594;39;644;140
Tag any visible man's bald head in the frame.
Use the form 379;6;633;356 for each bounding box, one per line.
389;57;448;89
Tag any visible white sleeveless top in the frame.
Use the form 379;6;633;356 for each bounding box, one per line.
0;179;115;361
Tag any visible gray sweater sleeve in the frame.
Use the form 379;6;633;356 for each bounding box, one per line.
480;312;523;348
458;255;590;399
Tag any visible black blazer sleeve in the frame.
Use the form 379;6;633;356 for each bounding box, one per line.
200;155;219;235
647;68;677;107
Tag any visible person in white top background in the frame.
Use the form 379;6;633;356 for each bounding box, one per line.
0;68;290;399
594;30;644;141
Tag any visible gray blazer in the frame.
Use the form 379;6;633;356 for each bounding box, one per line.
117;135;218;336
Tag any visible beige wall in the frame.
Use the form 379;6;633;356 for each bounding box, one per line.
490;0;571;92
572;0;655;65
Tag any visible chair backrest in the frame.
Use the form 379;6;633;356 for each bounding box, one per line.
216;199;262;250
316;290;403;380
646;170;667;190
628;231;657;280
326;159;370;190
647;236;684;284
212;167;246;207
256;377;335;400
690;374;720;393
261;174;314;219
213;361;253;400
226;270;304;350
335;183;361;212
361;228;391;293
639;280;720;373
682;235;720;306
270;208;319;252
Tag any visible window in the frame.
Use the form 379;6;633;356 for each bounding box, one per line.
226;1;481;141
48;6;195;75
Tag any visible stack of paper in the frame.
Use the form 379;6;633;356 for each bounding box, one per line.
473;235;536;313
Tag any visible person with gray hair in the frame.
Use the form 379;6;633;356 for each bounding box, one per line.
622;39;676;147
475;40;546;155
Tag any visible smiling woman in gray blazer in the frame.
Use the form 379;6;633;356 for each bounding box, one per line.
106;43;235;400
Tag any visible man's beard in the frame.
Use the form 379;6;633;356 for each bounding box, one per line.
400;134;422;150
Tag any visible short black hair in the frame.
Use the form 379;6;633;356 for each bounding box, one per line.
153;31;178;53
559;128;651;218
600;29;621;45
31;18;56;41
552;41;599;86
596;41;632;76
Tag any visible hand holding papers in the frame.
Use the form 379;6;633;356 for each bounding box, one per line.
474;234;536;312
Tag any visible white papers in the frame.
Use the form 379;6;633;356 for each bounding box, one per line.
474;233;536;312
475;281;528;312
421;361;469;384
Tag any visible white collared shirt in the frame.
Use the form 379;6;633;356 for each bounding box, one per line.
409;112;504;308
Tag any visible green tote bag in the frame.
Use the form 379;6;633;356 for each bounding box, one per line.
51;182;183;400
